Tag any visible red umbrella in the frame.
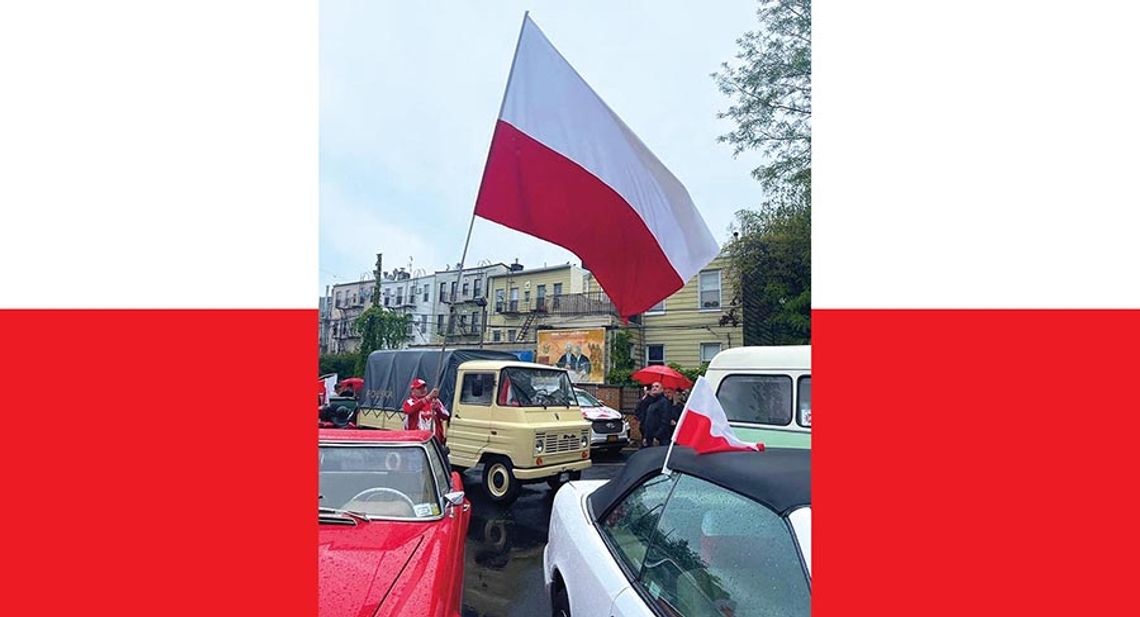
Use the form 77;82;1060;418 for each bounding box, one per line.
631;365;693;391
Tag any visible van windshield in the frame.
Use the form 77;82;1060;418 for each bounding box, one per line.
498;367;576;407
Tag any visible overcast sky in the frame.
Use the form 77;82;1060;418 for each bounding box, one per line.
319;0;764;294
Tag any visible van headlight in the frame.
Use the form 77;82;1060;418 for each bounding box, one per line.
535;438;544;454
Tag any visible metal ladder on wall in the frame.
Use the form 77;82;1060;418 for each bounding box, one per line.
516;311;538;342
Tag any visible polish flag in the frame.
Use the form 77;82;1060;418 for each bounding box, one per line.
663;377;762;473
474;15;720;319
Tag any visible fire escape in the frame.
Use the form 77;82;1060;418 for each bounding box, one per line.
515;311;539;342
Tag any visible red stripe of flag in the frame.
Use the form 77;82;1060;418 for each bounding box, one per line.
475;120;685;315
814;309;1140;616
0;310;315;616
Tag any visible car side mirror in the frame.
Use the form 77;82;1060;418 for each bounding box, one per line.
444;491;465;507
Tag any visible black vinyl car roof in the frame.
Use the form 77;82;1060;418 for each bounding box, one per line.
588;446;810;521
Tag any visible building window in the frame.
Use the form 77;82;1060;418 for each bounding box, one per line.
646;344;665;366
384;296;390;307
440;282;446;299
423;290;429;302
647;299;666;314
420;315;427;334
474;278;482;297
507;329;516;342
471;311;479;330
700;342;722;363
699;270;722;309
462;282;470;297
495;289;505;312
335;291;342;306
509;287;519;312
524;290;530;306
553;283;563;309
437;314;444;332
492;329;501;342
450;281;457;299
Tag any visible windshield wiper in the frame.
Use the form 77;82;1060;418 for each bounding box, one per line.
319;506;370;524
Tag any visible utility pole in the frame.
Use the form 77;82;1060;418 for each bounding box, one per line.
372;253;383;308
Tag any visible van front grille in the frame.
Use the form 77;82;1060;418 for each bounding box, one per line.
538;430;588;453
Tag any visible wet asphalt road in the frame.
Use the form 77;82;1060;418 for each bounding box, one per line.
459;448;635;617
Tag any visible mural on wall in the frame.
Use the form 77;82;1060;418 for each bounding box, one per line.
537;328;606;384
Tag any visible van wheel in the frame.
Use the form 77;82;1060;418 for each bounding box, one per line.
482;456;520;505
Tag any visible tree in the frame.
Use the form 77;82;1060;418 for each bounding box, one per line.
606;329;637;385
716;0;812;344
726;204;810;345
319;352;358;378
713;0;811;191
354;307;412;374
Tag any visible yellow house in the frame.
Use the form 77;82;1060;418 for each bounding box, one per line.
634;254;743;369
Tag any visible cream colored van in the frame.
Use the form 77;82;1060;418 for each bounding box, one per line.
357;349;592;505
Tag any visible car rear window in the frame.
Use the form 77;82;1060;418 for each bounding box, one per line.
599;473;675;575
716;374;793;425
639;474;810;617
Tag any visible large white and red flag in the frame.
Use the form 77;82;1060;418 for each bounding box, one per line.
474;15;719;319
662;376;763;473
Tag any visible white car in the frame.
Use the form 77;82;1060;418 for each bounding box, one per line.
543;446;811;617
574;388;630;455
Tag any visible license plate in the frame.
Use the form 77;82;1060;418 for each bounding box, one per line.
607;435;617;442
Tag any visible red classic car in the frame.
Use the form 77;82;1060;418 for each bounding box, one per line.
319;429;471;617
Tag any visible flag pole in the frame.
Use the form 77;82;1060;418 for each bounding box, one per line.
433;11;531;400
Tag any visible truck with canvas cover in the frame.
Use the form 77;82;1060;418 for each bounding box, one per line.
359;349;593;505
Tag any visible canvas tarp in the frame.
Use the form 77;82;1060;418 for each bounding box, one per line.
362;348;518;410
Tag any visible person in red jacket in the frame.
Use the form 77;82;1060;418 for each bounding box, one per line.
402;377;450;443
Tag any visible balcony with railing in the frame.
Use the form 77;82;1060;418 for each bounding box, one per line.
494;292;624;317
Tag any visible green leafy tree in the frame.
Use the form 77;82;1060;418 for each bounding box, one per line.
667;362;709;385
713;0;811;191
726;204;810;344
354;307;412;374
606;329;637;385
319;353;358;378
715;0;811;344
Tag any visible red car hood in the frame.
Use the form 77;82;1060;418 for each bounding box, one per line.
319;519;455;617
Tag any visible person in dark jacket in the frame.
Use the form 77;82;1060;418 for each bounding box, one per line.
645;387;675;447
634;382;663;447
654;389;687;446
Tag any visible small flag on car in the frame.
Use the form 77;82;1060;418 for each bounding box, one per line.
662;376;764;474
